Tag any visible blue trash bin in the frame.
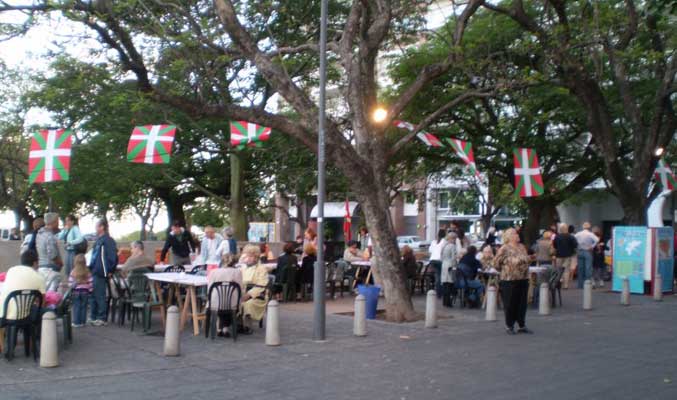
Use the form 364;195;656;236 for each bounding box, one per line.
358;284;381;319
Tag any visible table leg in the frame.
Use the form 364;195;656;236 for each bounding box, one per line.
155;282;166;330
352;267;362;290
0;327;4;354
365;269;373;286
179;288;191;332
189;287;200;336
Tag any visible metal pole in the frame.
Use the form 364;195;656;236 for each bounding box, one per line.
313;0;328;341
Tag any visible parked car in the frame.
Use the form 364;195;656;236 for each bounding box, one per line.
83;233;98;242
397;236;429;250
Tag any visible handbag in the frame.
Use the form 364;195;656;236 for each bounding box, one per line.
74;239;88;254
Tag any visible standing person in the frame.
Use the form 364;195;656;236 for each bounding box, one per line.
57;214;86;277
160;221;197;265
88;219;117;326
69;254;93;328
575;222;599;289
534;231;555;267
21;218;45;255
456;229;470;258
591;227;607;289
36;212;63;274
9;228;21;241
484;226;497;248
358;227;371;258
428;229;446;299
199;226;223;265
553;223;578;289
494;228;533;335
440;232;458;307
401;245;419;293
216;227;238;259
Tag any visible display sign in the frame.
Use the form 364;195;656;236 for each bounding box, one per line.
612;226;647;294
654;227;675;293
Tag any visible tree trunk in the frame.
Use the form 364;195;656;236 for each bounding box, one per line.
620;195;648;225
139;217;148;241
230;151;248;241
523;198;559;247
164;198;186;228
355;177;417;322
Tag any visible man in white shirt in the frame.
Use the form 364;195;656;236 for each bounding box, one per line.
0;249;46;319
199;226;223;265
575;222;599;289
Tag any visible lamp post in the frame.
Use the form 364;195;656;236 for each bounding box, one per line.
313;0;328;341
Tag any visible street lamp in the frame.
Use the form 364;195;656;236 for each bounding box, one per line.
372;107;388;123
314;0;329;341
655;147;665;157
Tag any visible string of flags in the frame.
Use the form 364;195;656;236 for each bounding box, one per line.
25;120;674;199
654;159;676;191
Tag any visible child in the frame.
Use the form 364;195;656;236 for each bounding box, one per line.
69;254;93;327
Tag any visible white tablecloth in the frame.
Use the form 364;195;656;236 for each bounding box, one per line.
351;260;372;267
145;272;208;287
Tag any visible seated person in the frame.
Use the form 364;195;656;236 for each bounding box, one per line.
208;253;243;337
0;249;46;320
457;246;485;300
119;241;155;276
299;244;317;292
275;242;298;296
343;240;364;263
239;244;270;334
260;242;275;263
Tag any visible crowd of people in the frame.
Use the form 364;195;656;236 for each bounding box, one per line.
0;211;617;340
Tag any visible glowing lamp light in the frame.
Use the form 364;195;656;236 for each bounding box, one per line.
372;107;388;123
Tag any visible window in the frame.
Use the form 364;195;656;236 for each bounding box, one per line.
404;191;417;204
438;191;450;210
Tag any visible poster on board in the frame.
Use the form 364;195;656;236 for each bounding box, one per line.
654;227;674;293
612;226;647;294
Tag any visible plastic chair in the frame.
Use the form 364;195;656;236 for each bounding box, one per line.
282;265;298;302
549;267;565;307
127;274;160;332
54;289;73;346
205;282;242;341
164;265;185;273
0;290;43;361
189;265;207;275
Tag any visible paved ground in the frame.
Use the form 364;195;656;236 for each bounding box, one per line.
1;287;676;400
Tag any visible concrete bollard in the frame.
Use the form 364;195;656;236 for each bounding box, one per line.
583;280;592;310
654;274;663;302
40;311;58;368
353;294;367;336
485;286;497;322
425;290;437;328
164;306;180;356
620;277;630;306
538;283;551;316
265;300;280;346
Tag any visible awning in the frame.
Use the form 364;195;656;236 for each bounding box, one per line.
310;202;359;218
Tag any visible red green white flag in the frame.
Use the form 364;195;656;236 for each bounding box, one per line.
127;125;176;164
513;148;544;197
446;138;480;178
654;158;676;191
393;120;443;148
230;121;272;149
28;129;72;184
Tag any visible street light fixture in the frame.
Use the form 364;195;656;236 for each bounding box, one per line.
372;107;388;123
655;147;665;157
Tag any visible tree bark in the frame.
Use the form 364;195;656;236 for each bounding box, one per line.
230;151;248;241
354;173;417;322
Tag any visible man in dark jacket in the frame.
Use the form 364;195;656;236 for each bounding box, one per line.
161;221;197;265
88;219;118;326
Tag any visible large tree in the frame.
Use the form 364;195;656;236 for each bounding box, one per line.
481;0;676;224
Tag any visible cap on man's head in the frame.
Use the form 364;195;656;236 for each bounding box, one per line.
44;212;59;225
